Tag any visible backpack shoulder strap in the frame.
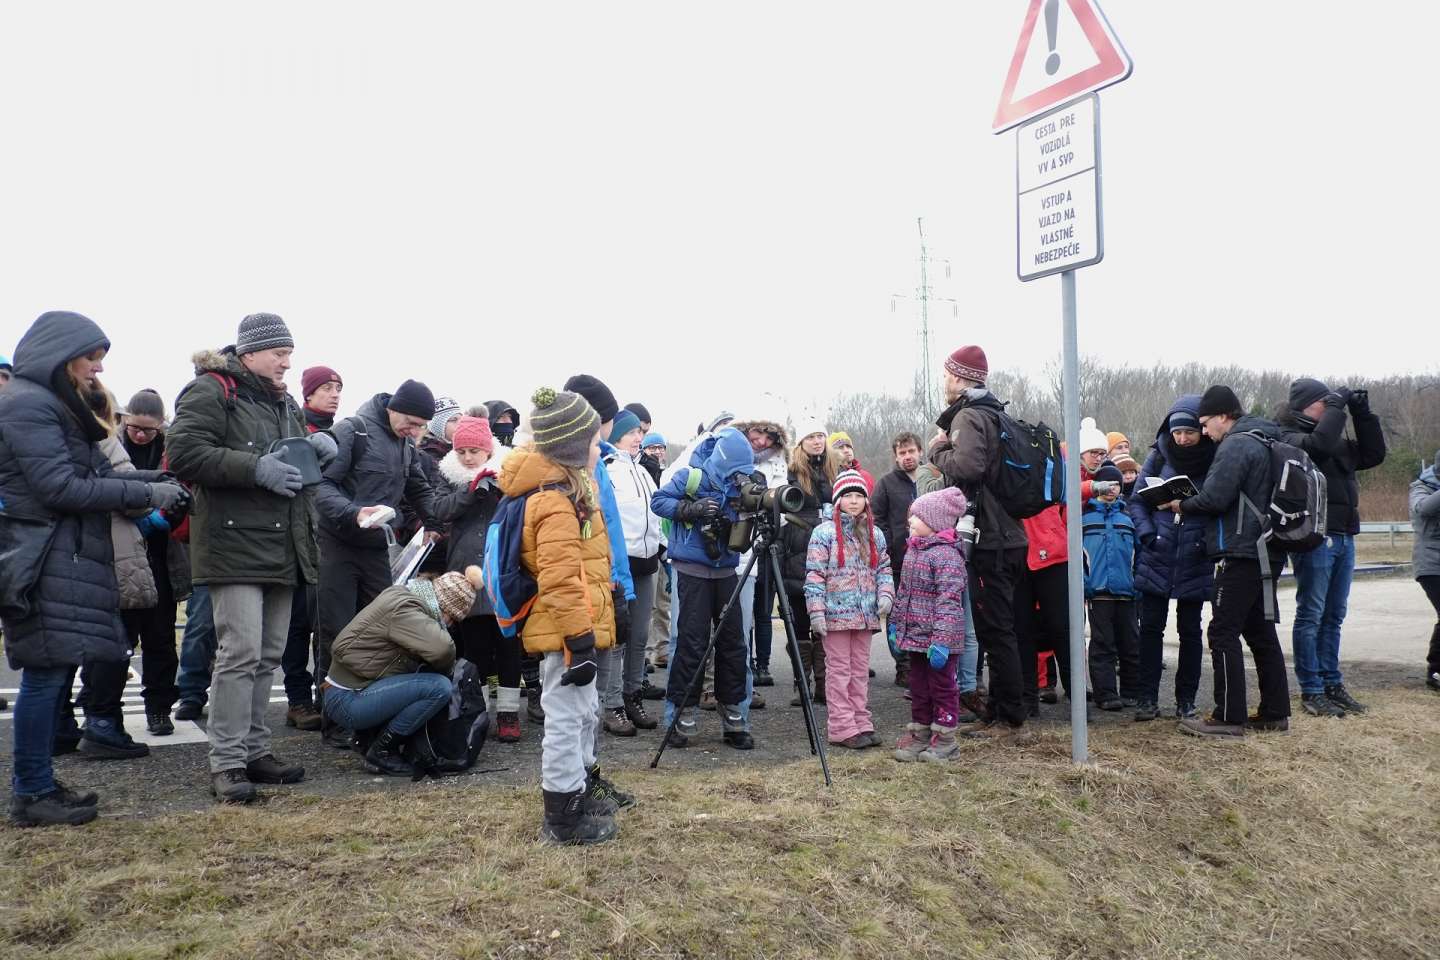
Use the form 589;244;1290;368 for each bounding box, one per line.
347;416;369;466
684;468;703;498
203;371;238;410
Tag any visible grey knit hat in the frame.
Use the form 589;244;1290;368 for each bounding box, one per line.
429;396;463;438
235;312;295;355
529;387;599;467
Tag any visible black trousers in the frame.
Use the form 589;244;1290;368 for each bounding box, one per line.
971;547;1028;727
668;572;747;709
1137;593;1204;706
1015;561;1072;707
1088;597;1140;702
283;582;316;706
81;599;181;721
1421;576;1440;676
453;614;521;688
316;533;391;699
1208;557;1290;724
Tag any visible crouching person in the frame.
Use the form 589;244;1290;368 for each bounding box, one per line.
323;568;480;776
499;387;625;846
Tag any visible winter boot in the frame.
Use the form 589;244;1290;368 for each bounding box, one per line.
893;723;931;762
362;730;415;777
603;706;637;736
540;789;617;846
53;779;99;808
1325;684;1366;714
718;702;754;749
321;716;356;751
210;769;258;804
586;764;636;811
623;692;657;730
79;718;149;759
246;754;305;784
173;700;203;721
285;702;323;731
10;789;99;827
1133;701;1159;722
496;712;522;742
526;684;545;723
919;724;960;762
754;663;775;687
146;711;174;736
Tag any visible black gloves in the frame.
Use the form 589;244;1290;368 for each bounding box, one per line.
561;632;598;686
675;498;720;523
1325;388;1352;409
1347;388;1370;414
612;586;631;646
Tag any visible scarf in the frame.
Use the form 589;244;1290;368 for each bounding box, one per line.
405;579;444;624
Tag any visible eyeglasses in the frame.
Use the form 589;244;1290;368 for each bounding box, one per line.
127;425;160;437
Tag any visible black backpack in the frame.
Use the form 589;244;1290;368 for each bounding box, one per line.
1240;432;1328;554
406;659;490;777
987;409;1065;519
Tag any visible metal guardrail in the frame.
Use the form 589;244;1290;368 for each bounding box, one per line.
1358;521;1414;550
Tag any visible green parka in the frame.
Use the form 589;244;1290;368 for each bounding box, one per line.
165;348;319;587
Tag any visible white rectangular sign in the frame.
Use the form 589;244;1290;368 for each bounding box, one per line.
1016;95;1101;281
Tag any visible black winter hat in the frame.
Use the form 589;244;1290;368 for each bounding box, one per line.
1092;462;1123;485
1197;385;1243;419
623;401;652;424
388;379;436;420
1288;377;1330;412
564;374;619;424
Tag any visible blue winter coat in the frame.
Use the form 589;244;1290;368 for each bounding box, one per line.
1082;497;1137;599
0;312;155;669
595;439;635;600
1127;396;1216;602
650;428;755;570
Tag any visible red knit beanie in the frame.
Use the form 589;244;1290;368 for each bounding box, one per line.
451;415;494;454
944;345;988;383
301;365;342;401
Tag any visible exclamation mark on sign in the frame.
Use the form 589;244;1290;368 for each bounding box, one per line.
1043;0;1061;75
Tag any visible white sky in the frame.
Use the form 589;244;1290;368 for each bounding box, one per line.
2;2;1432;443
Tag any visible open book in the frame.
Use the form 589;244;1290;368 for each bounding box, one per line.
1136;475;1199;509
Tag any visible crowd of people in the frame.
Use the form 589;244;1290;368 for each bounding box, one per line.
2;312;1437;842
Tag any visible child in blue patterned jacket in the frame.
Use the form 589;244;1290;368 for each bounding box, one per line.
804;469;893;749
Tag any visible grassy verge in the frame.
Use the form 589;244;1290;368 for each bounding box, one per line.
4;688;1439;960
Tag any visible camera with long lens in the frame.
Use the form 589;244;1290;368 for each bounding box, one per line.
955;500;978;559
726;475;806;552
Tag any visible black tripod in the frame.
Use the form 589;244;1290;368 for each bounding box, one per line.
650;510;831;786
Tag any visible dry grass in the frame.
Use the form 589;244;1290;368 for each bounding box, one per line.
4;690;1440;960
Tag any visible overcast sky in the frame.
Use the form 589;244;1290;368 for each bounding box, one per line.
2;2;1431;443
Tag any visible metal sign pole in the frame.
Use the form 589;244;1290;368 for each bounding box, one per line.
1061;268;1088;764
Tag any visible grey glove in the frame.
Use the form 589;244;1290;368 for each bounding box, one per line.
147;481;188;511
254;452;303;498
306;431;338;467
1091;480;1120;497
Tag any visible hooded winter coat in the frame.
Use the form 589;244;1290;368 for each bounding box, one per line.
803;512;894;631
1410;462;1440;580
891;529;967;653
1128;395;1217;601
166;348;319;587
497;447;616;656
731;418;789;577
315;393;439;549
604;446;662;564
0;312;153;669
1177;414;1284;562
328;585;457;690
651;428;755;571
930;389;1028;553
433;447;508;616
1276;400;1386;535
101;435;159;610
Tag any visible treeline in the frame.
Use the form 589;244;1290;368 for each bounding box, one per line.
826;361;1440;521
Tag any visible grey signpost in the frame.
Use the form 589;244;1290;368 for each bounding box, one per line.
993;0;1131;765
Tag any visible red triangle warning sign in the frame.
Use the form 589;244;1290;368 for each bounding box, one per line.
993;0;1132;133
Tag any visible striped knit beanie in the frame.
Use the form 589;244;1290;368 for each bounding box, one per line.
529;387;600;467
831;468;878;569
429;396;463;439
235;312;294;355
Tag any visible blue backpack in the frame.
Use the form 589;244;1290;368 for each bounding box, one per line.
482;484;572;639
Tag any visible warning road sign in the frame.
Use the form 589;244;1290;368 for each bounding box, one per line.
993;0;1131;133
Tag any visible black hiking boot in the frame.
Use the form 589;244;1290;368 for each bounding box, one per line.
173;700;203;721
79;718;149;759
540;789;617;846
1246;713;1291;733
246;754;305;784
623;692;657;730
53;779;99;808
321;718;356;751
637;678;666;701
10;789;98;827
587;764;636;811
362;730;414;777
723;731;755;750
146;711;174;736
1301;692;1345;718
526;685;545;722
210;768;258;804
754;664;775;687
1325;684;1366;714
1133;701;1159;722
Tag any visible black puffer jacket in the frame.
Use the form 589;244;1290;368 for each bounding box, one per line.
871;467;918;582
781;456;834;595
1178;415;1283;561
432;448;506;616
0;312;153;669
315;393;439;549
1276;401;1386;535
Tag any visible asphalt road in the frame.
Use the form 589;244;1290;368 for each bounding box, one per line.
1;575;1434;819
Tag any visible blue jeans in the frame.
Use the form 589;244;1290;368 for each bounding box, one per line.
1290;534;1355;694
12;666;71;797
321;673;452;737
957;587;980;693
176;585;217;706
